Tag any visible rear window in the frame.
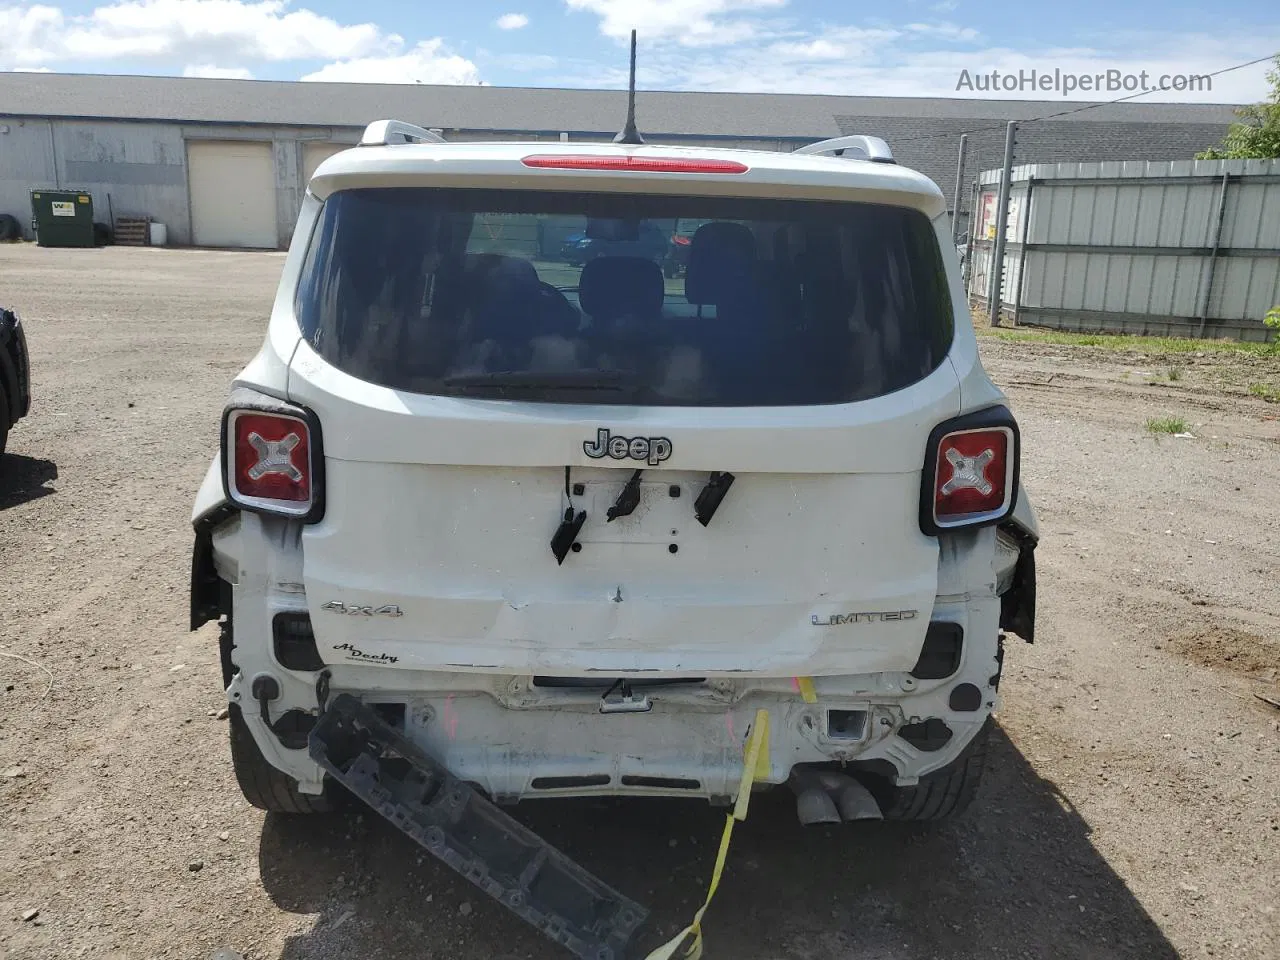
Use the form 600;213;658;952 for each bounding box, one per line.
295;188;954;406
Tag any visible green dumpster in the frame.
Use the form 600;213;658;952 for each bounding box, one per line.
31;189;95;248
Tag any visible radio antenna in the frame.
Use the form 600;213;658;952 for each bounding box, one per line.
613;30;644;145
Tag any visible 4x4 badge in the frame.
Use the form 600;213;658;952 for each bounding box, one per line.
583;428;672;465
322;601;403;618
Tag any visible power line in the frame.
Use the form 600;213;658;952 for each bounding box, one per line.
889;50;1278;147
891;121;1006;147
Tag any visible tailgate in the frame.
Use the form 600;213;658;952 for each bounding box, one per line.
290;343;960;678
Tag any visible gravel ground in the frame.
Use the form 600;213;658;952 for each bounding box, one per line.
1;244;1277;960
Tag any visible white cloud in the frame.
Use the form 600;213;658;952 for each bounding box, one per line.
0;5;63;67
0;0;1271;106
12;65;53;72
550;12;1276;104
0;0;482;86
770;27;901;61
0;1;387;68
301;39;480;85
183;63;252;79
561;0;1271;103
906;22;979;42
495;12;528;30
565;0;785;47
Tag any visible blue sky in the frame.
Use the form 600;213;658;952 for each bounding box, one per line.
1;0;1277;101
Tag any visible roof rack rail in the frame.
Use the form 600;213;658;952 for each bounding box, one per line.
359;119;447;147
795;135;895;164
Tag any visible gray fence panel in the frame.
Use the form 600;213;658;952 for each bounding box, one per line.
968;157;1280;340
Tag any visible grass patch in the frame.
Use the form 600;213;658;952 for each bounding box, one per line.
1166;365;1183;381
978;326;1274;356
1248;382;1280;403
1145;416;1188;434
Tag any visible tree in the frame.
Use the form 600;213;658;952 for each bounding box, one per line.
1197;55;1280;159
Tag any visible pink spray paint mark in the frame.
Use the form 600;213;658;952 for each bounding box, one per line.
443;694;459;741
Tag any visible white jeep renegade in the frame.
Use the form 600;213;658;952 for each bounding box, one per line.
190;120;1038;832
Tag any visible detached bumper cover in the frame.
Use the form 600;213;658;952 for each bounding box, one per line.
998;523;1037;643
309;694;649;960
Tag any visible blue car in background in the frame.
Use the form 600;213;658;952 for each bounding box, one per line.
560;221;674;271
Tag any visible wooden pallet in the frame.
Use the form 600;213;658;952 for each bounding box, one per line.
113;216;151;246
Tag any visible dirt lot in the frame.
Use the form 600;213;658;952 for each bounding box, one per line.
1;244;1278;960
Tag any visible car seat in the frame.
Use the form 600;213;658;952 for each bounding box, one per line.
684;222;757;317
579;256;665;326
577;254;668;382
683;222;775;401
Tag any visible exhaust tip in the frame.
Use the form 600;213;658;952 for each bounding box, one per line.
789;769;883;824
831;777;883;821
795;785;842;825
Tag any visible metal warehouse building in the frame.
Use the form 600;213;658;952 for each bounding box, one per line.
0;71;1239;249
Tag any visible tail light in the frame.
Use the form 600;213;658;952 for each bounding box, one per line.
221;401;324;521
920;406;1019;535
672;235;692;246
521;155;749;174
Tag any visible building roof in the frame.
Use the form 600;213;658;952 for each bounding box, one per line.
0;71;1242;140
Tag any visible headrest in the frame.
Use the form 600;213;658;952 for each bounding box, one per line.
578;256;665;321
684;222;756;306
464;253;540;294
461;254;544;342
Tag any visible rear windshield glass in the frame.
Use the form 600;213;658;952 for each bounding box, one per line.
295;188;954;406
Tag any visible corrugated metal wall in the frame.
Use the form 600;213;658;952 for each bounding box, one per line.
0;118;357;246
0;119;194;243
968;159;1280;340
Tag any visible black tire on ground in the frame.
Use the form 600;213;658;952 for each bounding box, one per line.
877;717;992;821
0;214;19;242
228;702;332;814
221;622;332;814
0;386;9;457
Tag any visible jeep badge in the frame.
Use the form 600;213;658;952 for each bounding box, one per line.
583;428;672;466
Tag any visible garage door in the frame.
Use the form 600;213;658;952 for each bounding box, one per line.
187;141;277;249
302;143;349;186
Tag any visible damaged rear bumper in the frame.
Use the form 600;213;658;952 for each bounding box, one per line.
230;621;998;802
329;684;982;801
311;694;648;960
202;510;1026;804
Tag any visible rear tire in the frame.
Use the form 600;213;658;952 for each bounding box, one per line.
228;702;332;814
221;622;332;814
0;387;10;457
878;717;991;821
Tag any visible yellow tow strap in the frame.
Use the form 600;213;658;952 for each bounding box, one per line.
643;709;770;960
794;676;818;704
